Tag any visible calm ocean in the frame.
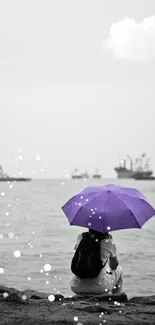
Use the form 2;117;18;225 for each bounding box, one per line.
0;178;155;299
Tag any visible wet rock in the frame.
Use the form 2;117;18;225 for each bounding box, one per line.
0;285;155;324
68;292;128;302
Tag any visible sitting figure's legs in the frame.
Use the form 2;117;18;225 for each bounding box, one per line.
111;265;123;294
112;276;123;294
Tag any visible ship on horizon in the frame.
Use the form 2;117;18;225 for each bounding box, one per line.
114;154;155;180
0;166;31;182
71;168;89;179
92;169;102;179
71;168;102;179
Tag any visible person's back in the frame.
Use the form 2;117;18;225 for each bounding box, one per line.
70;229;123;295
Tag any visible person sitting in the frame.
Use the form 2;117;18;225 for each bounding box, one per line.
70;228;123;295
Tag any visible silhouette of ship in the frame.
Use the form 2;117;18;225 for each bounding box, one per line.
114;155;135;179
71;168;89;179
114;154;155;180
92;169;102;179
0;166;31;182
134;155;155;180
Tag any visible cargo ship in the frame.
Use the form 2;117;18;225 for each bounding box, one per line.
71;168;89;179
92;169;102;179
114;154;155;180
0;166;31;182
114;155;135;179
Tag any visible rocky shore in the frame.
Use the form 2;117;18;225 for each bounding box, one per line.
0;285;155;324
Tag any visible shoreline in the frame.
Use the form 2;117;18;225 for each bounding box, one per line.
0;285;155;324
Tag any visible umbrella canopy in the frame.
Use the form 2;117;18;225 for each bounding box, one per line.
61;184;155;232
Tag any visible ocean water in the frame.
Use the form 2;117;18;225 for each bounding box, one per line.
0;178;155;299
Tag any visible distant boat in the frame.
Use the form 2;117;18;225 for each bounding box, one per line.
71;168;89;179
82;170;89;179
0;166;31;182
114;155;135;179
71;168;83;179
92;169;102;179
0;177;32;182
114;154;155;180
114;166;135;179
134;172;155;180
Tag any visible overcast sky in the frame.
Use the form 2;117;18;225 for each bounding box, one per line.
0;0;155;178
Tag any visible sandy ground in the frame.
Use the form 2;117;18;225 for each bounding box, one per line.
0;285;155;324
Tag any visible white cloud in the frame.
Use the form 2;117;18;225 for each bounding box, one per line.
103;16;155;62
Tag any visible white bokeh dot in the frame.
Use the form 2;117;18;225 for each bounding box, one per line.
48;294;55;302
22;295;27;301
44;264;52;272
74;316;78;321
14;250;21;258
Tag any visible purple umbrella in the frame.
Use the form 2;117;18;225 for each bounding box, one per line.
61;184;155;232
